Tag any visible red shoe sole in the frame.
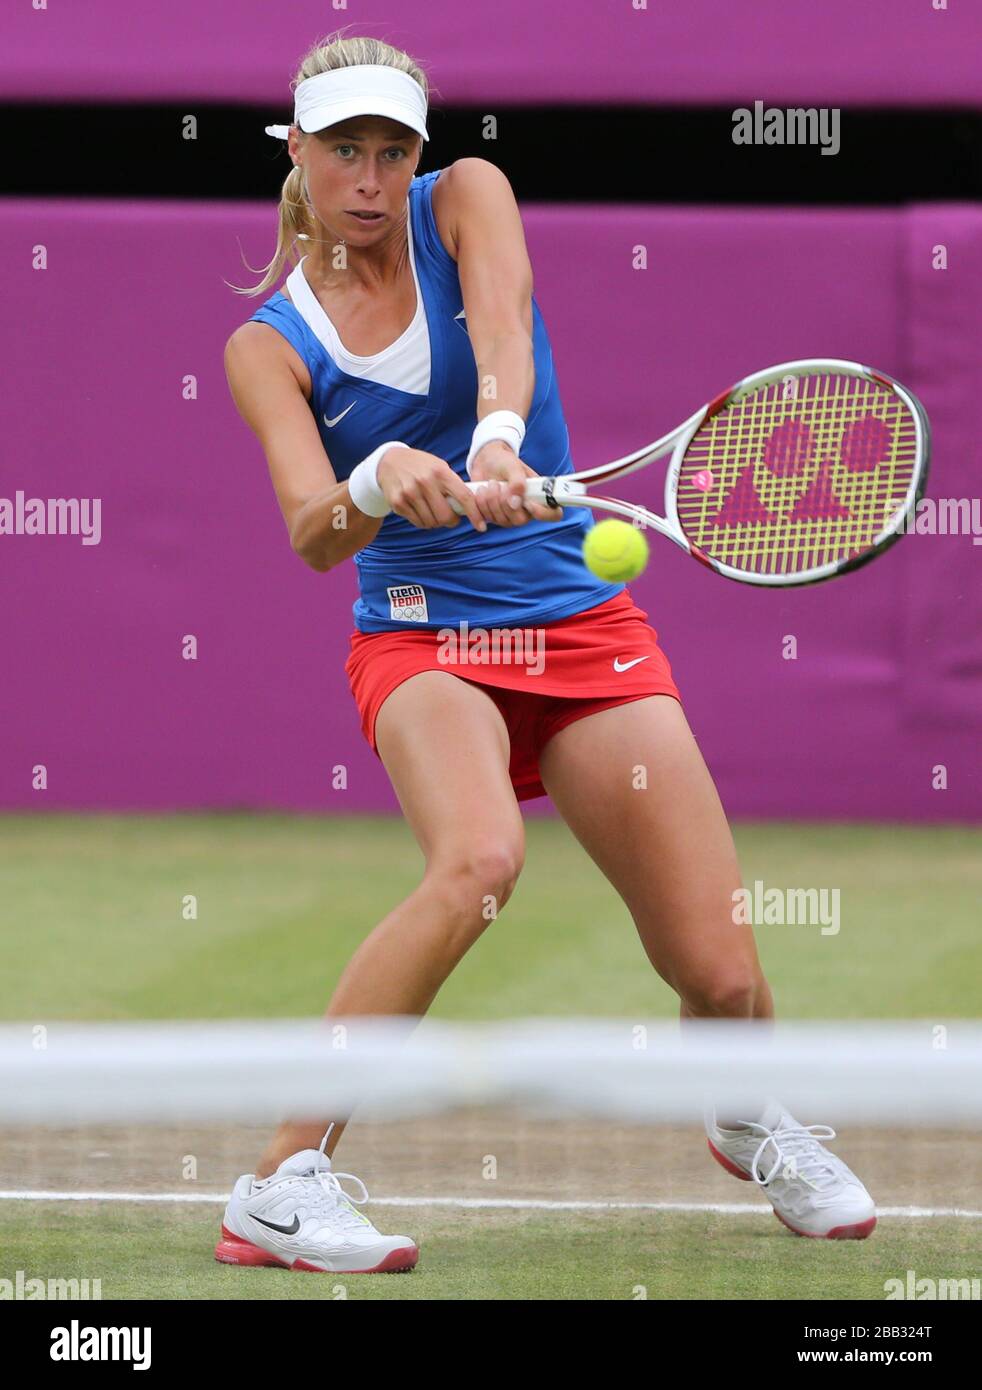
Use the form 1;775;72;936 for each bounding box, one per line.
214;1225;419;1273
707;1139;877;1240
773;1209;877;1240
707;1137;753;1181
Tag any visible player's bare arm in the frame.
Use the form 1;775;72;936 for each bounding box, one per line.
226;322;487;562
224;321;385;570
439;157;560;526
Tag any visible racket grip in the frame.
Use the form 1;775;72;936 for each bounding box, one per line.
447;478;587;514
448;481;495;515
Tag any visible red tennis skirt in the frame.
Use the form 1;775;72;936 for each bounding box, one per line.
345;589;681;801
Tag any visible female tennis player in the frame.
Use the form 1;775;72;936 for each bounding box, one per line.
216;34;875;1274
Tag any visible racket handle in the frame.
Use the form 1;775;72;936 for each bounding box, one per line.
447;478;587;515
447;481;493;515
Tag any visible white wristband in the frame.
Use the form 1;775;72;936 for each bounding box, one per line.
465;410;526;476
347;441;411;518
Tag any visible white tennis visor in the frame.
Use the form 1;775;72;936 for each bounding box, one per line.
265;65;429;142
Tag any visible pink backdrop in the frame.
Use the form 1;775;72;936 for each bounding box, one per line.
2;0;980;107
2;199;979;819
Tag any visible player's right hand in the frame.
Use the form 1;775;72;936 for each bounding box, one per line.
377;448;488;533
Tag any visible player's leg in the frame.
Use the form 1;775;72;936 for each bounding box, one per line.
329;669;526;1015
253;671;524;1176
537;694;875;1238
538;694;771;1020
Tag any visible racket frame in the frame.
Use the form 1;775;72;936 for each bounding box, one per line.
522;358;931;587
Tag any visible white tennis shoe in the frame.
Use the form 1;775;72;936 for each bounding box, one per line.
215;1146;419;1274
706;1098;876;1239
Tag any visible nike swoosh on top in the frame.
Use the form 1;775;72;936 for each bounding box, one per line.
323;403;356;427
251;1213;301;1236
613;656;651;673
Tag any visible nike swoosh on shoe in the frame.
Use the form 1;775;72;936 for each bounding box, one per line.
251;1213;301;1235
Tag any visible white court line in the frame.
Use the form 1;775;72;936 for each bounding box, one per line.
0;1190;980;1219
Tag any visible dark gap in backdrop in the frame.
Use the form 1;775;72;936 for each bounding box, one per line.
6;104;981;203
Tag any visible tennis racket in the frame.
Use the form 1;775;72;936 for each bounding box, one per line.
455;359;930;586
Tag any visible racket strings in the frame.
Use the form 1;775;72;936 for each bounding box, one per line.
676;374;920;576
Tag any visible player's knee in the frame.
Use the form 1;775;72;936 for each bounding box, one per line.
459;841;525;911
680;967;758;1019
430;841;525;918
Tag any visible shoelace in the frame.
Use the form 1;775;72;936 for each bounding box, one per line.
309;1168;371;1229
734;1121;842;1189
306;1124;371;1230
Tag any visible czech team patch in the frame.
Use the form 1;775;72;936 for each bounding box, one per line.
387;584;429;623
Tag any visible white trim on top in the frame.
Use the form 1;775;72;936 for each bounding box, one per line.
286;210;425;367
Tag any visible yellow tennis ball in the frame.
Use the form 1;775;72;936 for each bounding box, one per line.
582;519;649;582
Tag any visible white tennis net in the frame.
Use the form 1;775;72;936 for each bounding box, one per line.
3;1017;980;1127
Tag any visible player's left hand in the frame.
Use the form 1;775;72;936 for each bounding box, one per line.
469;442;562;527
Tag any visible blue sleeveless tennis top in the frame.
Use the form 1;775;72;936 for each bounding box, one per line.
247;167;622;632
